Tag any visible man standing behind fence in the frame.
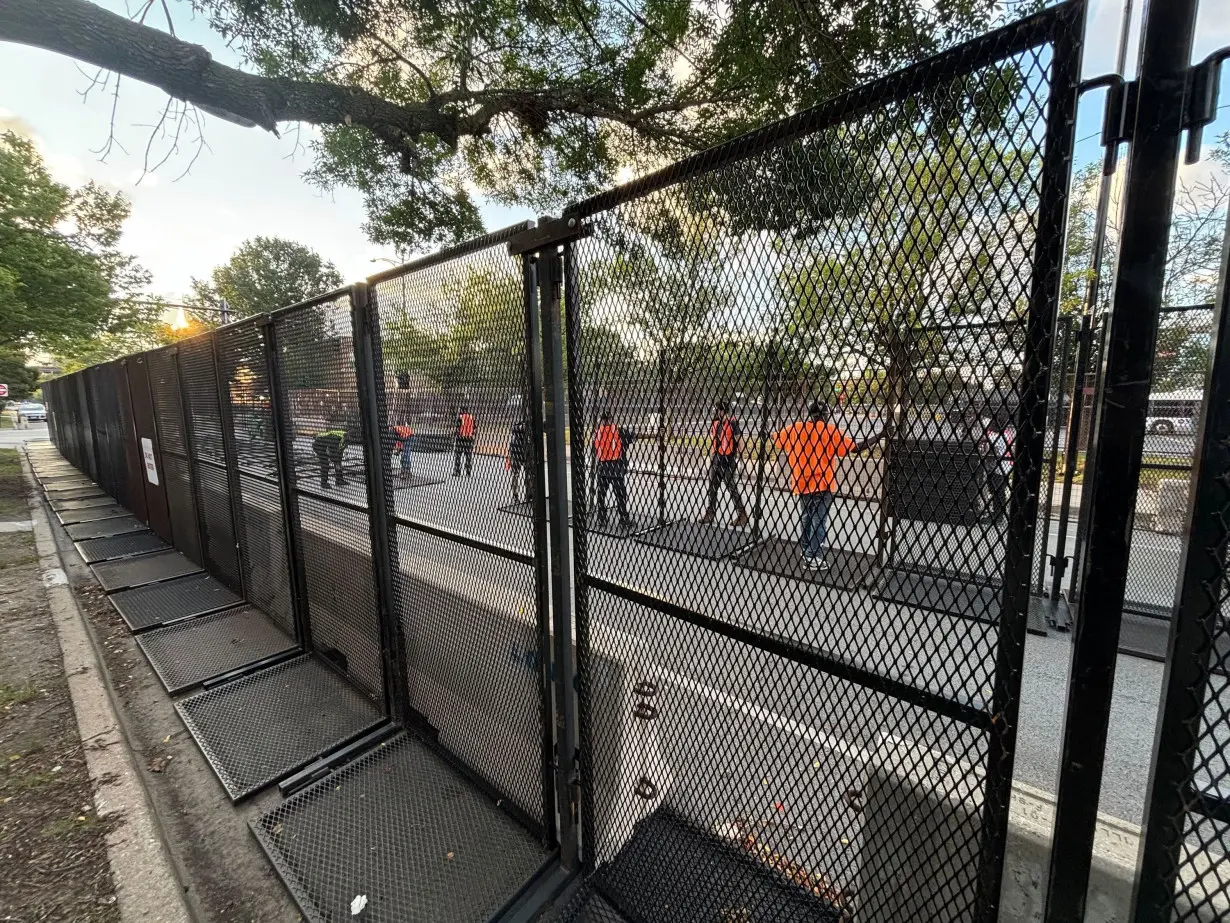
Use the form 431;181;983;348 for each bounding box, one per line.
593;410;633;528
391;422;414;477
775;401;882;571
313;415;351;489
454;406;476;477
699;400;749;528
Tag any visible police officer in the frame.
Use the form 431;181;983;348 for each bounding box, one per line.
508;415;532;503
313;415;350;489
699;400;748;528
592;410;633;528
454;405;476;477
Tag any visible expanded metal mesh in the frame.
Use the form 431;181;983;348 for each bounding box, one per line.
109;571;243;632
217;322;297;638
562;7;1079;919
137;605;294;694
370;233;552;829
176;654;384;801
251;732;549;923
75;530;169;564
148;347;205;565
91;548;202;593
273;295;386;705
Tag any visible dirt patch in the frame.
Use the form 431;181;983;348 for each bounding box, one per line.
0;450;120;923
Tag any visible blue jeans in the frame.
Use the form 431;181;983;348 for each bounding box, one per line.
799;491;833;560
400;436;413;470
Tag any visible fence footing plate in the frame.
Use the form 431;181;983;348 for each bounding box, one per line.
92;549;203;593
110;572;242;631
633;521;758;560
735;538;879;591
177;654;383;801
251;730;550;921
66;515;146;541
75;530;169;564
873;566;1000;624
136;605;296;694
57;505;129;525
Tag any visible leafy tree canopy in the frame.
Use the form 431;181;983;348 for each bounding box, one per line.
190;236;345;319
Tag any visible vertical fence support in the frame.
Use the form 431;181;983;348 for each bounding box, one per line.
1044;1;1200;918
1066;314;1108;605
538;245;580;871
1050;312;1092;614
977;6;1083;919
657;348;667;527
751;340;776;543
1037;314;1072;595
1132;207;1230;922
210;332;249;599
351;282;410;724
521;252;561;847
260;317;313;651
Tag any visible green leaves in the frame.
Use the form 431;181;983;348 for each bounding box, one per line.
189;236;345;318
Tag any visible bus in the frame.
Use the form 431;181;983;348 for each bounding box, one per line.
1146;388;1201;436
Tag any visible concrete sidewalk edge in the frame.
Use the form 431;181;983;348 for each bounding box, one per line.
20;455;193;923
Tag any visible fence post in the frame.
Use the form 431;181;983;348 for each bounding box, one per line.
1131;207;1230;922
657;347;667;527
350;282;411;724
210;332;249;599
1043;1;1200;919
1037;314;1072;596
259;317;313;651
1050;313;1093;615
751;340;776;543
520;252;561;847
538;245;580;871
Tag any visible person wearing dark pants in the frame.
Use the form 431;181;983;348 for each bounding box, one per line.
508;417;532;503
775;401;882;571
313;427;349;489
593;410;633;528
454;406;475;477
699;401;748;528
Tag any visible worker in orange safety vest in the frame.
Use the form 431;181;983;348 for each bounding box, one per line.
454;406;476;477
699;400;749;528
592;409;634;528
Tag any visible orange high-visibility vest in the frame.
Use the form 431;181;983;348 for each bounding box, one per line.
458;413;475;438
594;424;623;462
393;425;413;446
711;417;736;456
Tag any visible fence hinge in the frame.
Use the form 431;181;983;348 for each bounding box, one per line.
507;215;588;256
1182;46;1230;165
1081;74;1136;176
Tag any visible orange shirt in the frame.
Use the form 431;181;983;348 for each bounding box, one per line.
774;420;856;494
458;413;475;438
593;423;623;462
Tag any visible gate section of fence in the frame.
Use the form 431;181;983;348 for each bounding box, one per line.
544;3;1083;920
1132;212;1230;921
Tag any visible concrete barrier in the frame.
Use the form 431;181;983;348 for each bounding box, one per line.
859;734;1228;922
1155;478;1190;534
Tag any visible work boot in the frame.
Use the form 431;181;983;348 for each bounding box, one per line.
731;510;749;528
698;510;714;525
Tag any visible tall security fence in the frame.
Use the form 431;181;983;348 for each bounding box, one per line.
34;1;1230;920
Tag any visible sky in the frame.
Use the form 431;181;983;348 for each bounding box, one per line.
0;0;1228;304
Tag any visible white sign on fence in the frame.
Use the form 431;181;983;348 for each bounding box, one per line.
141;437;159;485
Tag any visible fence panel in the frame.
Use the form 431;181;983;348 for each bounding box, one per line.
216;320;297;639
125;352;174;542
368;225;555;833
271;293;387;705
177;334;243;592
88;362;130;509
558;4;1082;920
116;359;149;524
147;346;203;565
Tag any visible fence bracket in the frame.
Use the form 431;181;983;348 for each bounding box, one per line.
507;216;588;255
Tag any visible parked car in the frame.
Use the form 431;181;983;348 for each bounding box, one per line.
17;401;46;422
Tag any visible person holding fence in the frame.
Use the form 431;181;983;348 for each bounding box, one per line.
774;401;882;571
699;400;749;528
454;406;476;477
593;409;634;529
507;415;533;503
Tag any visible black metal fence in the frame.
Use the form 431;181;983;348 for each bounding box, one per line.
33;0;1230;919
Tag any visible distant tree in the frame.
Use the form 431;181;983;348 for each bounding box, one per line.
0;351;40;401
190;237;344;319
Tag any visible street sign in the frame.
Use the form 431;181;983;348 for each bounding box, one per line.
0;384;8;398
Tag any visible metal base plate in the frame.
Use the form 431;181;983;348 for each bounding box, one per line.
137;606;295;694
176;655;383;801
735;538;880;591
66;516;146;541
45;486;108;501
76;530;169;564
633;520;757;560
52;495;121;512
252;731;549;921
92;549;202;592
58;505;129;525
553;809;844;923
873;567;1000;624
390;473;445;489
499;500;652;538
110;572;242;631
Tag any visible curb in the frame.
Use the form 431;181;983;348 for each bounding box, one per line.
20;454;193;923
